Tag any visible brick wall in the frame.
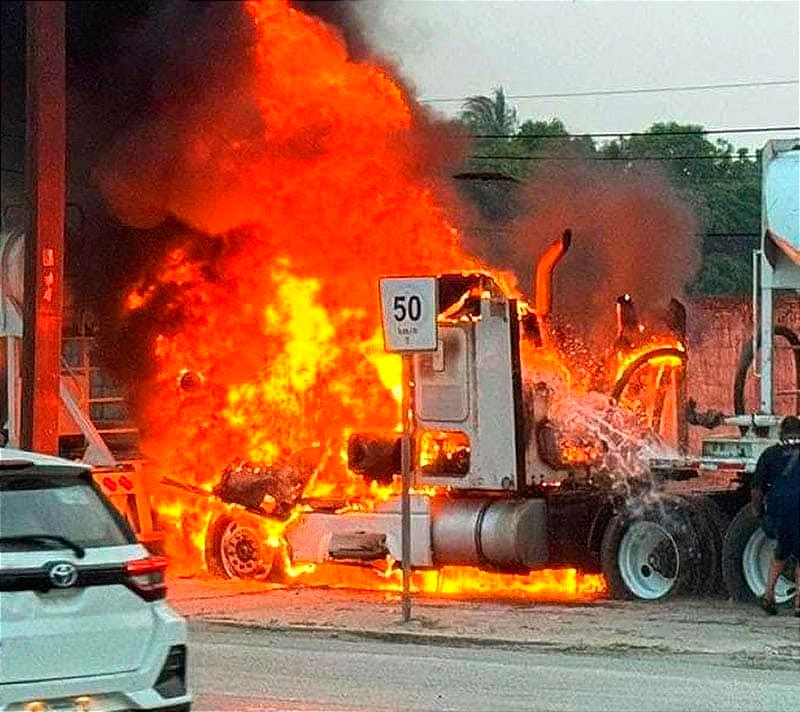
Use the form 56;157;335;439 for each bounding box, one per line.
684;293;800;449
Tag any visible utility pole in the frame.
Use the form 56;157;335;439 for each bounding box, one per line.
21;1;66;454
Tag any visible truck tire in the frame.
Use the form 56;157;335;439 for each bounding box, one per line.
204;512;276;581
682;496;720;595
601;496;700;600
721;504;797;604
698;497;731;596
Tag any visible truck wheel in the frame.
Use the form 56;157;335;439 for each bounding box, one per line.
688;496;730;595
601;497;700;600
204;512;275;581
721;504;797;604
682;497;720;595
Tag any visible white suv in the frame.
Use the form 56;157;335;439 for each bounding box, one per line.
0;449;191;711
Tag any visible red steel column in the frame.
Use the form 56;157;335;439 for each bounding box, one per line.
21;1;66;454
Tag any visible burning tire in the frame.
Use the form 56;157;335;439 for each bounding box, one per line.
601;496;701;600
721;504;797;605
204;512;276;581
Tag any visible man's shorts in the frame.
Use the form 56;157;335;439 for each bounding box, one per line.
774;525;800;562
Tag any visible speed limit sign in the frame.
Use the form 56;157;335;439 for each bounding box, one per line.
379;277;438;352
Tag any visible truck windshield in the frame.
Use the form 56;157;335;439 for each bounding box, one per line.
0;468;135;551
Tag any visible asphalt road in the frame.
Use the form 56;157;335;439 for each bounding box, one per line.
190;622;798;712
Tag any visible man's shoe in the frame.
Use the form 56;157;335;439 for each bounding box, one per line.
759;597;778;615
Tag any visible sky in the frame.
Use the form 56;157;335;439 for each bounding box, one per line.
357;0;800;150
1;0;797;199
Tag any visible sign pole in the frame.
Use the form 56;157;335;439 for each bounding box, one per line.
378;276;437;626
400;354;413;623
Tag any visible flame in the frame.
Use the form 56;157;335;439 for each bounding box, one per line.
121;0;689;605
270;560;606;603
131;0;477;537
613;341;686;386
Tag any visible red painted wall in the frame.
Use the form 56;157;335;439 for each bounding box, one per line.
685;294;800;449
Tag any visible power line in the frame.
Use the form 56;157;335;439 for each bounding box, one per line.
469;153;761;162
468;226;758;237
421;79;799;104
3;126;797;156
470;126;799;140
4;127;798;145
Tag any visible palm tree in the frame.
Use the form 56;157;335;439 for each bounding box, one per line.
460;87;517;136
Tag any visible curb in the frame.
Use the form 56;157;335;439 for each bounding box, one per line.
190;615;800;670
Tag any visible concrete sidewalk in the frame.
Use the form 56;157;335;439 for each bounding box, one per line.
168;576;800;669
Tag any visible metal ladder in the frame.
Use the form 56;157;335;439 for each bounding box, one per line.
60;336;160;545
61;335;141;459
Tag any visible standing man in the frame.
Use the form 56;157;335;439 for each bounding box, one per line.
751;415;800;616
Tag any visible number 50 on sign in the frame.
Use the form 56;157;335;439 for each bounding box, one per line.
379;277;438;352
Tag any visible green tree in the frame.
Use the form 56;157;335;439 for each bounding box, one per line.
513;118;595;158
460;87;518;136
598;123;760;236
599;123;760;294
458;88;526;188
689;253;752;295
456;110;761;295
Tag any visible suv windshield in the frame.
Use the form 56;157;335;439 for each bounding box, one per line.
0;466;135;551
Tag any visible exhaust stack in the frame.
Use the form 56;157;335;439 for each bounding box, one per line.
533;229;571;317
615;293;641;348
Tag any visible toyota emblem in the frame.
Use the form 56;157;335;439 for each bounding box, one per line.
47;561;79;588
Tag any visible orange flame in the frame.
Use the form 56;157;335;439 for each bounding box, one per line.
122;0;687;605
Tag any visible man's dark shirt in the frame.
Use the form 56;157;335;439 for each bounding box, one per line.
752;438;800;558
752;439;800;496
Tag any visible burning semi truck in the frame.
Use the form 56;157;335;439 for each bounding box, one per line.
198;263;691;600
189;141;799;604
2;141;797;604
7;0;786;606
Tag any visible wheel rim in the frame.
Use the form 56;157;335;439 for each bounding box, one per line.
219;520;272;580
618;520;679;599
742;528;796;604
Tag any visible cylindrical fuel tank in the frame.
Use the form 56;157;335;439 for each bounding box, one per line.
430;497;548;570
480;499;548;569
430;498;487;567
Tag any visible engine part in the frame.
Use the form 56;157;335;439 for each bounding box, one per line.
685;398;726;429
430;497;547;570
213;459;311;515
535;419;566;469
347;433;400;484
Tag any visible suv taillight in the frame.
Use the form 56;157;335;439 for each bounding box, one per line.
125;556;168;601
